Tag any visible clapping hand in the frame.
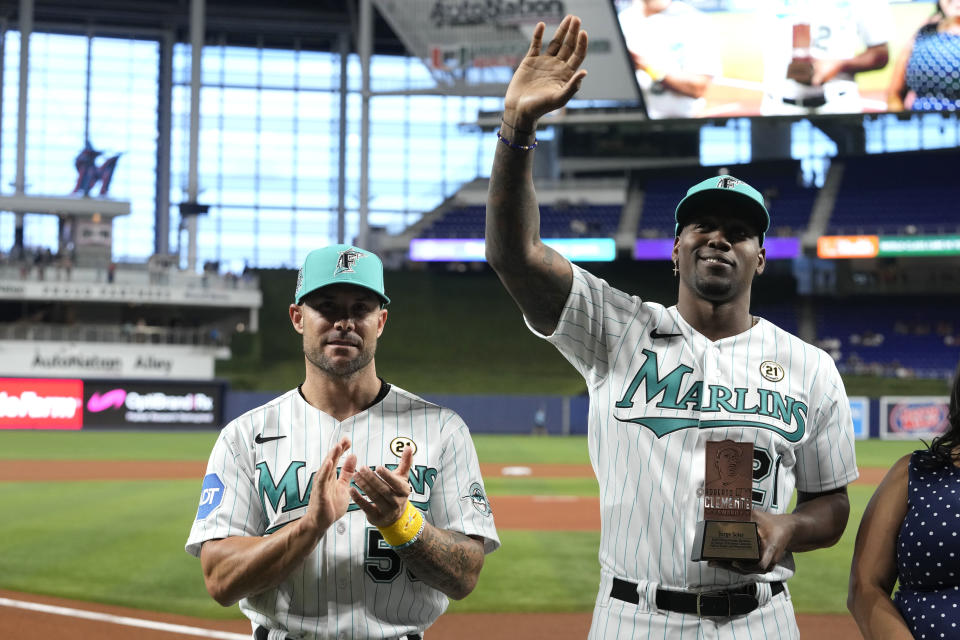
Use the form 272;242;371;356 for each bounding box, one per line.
304;436;357;536
351;444;415;528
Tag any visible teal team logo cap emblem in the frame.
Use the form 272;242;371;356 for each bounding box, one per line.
294;243;390;305
674;174;770;246
335;248;364;275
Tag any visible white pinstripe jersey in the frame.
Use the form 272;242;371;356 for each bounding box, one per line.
530;264;858;592
185;383;500;640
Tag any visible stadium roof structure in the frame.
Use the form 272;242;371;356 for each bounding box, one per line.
0;0;407;54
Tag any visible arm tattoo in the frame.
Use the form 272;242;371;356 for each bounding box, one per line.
394;523;484;600
486;141;573;335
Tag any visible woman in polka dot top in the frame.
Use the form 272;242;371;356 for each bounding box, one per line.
888;0;960;111
848;362;960;638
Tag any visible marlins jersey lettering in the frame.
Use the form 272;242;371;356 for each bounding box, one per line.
185;384;500;640
529;265;857;639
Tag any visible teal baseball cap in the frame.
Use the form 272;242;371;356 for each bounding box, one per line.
674;175;770;245
294;244;390;305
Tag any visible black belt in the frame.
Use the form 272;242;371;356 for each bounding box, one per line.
782;95;827;108
610;577;784;617
255;627;421;640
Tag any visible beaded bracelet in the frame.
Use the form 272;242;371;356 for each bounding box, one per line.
496;129;538;151
378;500;425;548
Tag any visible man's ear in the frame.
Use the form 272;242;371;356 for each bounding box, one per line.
756;247;766;276
289;303;304;334
376;308;388;337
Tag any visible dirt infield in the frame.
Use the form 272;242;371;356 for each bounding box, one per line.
0;459;885;532
0;589;862;639
0;460;889;485
2;461;876;639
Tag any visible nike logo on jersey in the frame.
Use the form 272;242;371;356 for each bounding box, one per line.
255;434;286;444
650;329;682;339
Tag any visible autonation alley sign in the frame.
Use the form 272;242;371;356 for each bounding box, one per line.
0;341;217;380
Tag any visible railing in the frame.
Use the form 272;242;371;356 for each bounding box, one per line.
0;261;259;292
0;323;230;347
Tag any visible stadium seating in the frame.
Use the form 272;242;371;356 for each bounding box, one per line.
829;149;960;235
814;297;960;378
636;160;817;237
418;203;622;238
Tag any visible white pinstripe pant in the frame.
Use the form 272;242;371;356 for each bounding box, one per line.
588;574;800;640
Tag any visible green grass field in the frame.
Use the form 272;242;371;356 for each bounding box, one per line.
0;432;923;619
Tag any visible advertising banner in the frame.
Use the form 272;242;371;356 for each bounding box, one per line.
848;396;870;440
371;0;639;102
0;378;84;430
0;341;217;380
880;396;950;440
83;380;225;430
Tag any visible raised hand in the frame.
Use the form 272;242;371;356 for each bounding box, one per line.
303;436;356;536
504;15;588;129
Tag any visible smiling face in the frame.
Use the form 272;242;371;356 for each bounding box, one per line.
289;284;387;379
672;212;766;305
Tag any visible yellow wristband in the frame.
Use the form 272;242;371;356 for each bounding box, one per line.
645;66;666;82
378;501;425;548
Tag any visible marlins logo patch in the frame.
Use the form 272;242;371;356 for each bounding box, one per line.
463;482;492;517
335;248;366;276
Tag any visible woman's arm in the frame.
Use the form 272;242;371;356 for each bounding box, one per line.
847;454;914;639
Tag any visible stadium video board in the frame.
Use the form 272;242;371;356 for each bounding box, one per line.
613;0;932;119
375;0;934;120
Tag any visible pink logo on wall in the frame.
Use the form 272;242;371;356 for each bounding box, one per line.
86;389;127;413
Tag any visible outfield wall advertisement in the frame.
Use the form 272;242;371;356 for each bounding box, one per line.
0;378;84;430
0;377;225;430
849;396;870;440
880;396;950;440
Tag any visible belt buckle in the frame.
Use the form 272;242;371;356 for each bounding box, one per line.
696;590;731;617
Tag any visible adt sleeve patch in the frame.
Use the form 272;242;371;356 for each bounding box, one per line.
196;473;225;520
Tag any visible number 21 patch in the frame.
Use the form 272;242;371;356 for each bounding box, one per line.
760;361;785;382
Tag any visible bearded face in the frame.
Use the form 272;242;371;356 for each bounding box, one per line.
292;284;387;380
